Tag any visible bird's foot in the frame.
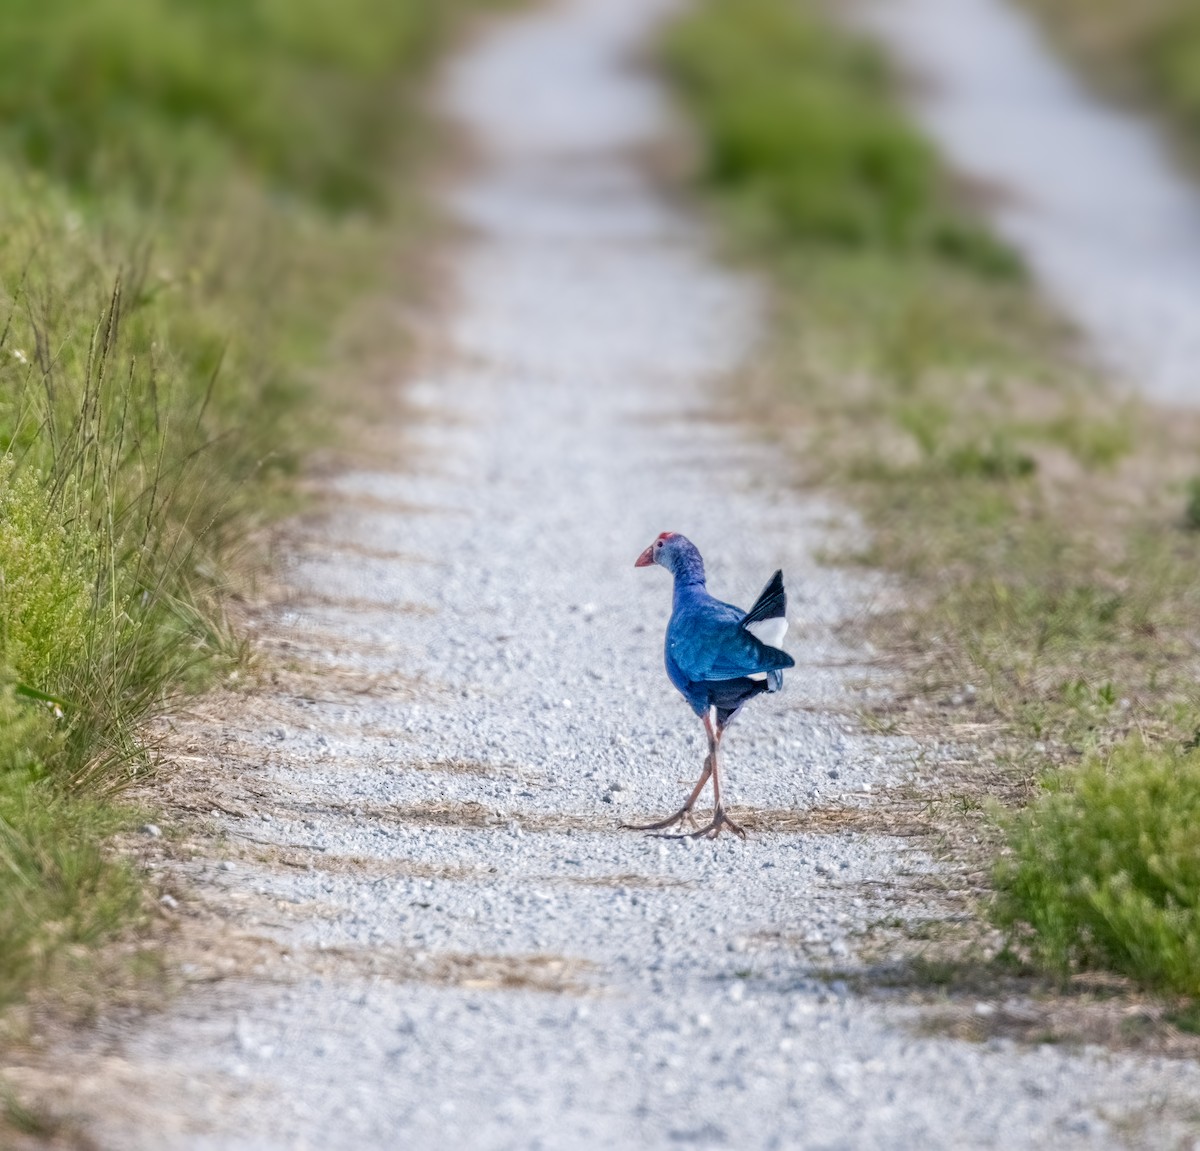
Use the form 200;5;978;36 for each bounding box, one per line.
621;805;697;833
677;805;747;841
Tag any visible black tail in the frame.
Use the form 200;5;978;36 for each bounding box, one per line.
741;569;786;628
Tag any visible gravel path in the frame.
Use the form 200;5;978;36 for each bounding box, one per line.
43;1;1200;1146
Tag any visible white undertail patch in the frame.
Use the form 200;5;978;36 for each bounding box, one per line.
746;617;788;651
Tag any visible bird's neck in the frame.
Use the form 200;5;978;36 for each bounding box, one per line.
671;552;706;604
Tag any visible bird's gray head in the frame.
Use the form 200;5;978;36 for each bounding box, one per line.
634;532;705;582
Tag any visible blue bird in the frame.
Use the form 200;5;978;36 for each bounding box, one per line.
629;532;794;839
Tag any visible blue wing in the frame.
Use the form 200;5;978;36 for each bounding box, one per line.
668;595;794;683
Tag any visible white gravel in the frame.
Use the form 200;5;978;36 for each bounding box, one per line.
67;1;1200;1146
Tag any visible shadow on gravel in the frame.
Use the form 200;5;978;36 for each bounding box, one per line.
747;912;1200;1063
846;958;1200;1062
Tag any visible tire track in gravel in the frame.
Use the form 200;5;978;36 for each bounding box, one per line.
22;0;1200;1146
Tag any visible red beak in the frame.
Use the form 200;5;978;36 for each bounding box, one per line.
634;544;656;568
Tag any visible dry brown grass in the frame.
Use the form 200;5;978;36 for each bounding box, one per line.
550;872;695;890
288;537;435;565
255;629;405;661
621;786;965;843
273;590;437;616
302;486;468;518
305;946;592;993
346;800;605;835
733;800;934;838
402;757;537;778
162;911;592;993
243;846;487;882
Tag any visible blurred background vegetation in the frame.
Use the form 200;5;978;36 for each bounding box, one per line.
2;0;440;206
0;0;496;1010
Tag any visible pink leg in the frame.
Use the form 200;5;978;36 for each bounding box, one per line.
626;711;746;841
687;735;747;840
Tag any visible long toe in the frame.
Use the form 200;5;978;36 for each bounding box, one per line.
622;806;693;833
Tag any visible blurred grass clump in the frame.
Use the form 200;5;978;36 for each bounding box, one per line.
0;0;464;210
665;0;1200;998
664;0;1019;274
0;0;489;1008
994;738;1200;997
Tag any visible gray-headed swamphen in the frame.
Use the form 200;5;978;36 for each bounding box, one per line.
629;532;794;839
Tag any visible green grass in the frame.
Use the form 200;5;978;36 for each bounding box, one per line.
665;0;1018;275
664;0;1200;998
0;0;468;211
994;738;1200;997
0;0;498;1014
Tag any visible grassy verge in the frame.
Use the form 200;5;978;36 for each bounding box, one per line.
663;0;1200;1000
0;0;496;1017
